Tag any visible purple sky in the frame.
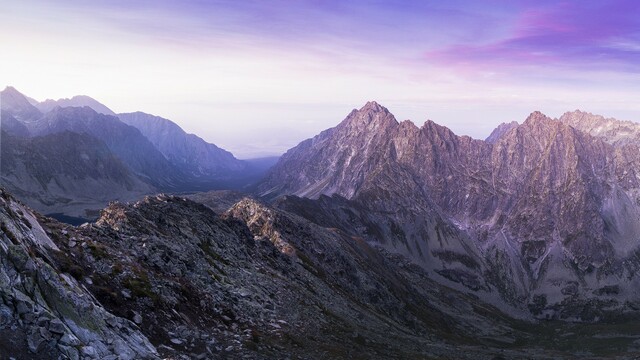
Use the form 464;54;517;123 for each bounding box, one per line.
2;0;640;157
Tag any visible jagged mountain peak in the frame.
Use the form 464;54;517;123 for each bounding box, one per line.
2;85;21;94
360;100;387;112
560;110;611;129
339;101;398;133
559;110;640;146
0;86;42;121
36;94;116;116
522;110;554;125
1;86;30;99
421;119;455;134
565;109;597;117
486;121;519;143
259;103;640;317
560;109;616;126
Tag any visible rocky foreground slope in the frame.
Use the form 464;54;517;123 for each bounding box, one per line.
258;102;640;320
7;187;640;358
0;188;157;359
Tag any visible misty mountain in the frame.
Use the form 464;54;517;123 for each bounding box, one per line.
27;106;180;188
0;110;30;137
0;87;277;218
0;86;42;122
0;130;152;218
258;101;640;319
35;95;117;115
485;120;518;143
117;112;247;179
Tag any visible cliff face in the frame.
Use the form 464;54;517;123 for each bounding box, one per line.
0;189;157;359
258;102;640;317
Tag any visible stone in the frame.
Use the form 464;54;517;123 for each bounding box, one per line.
38;326;52;341
58;345;80;360
133;313;143;325
15;297;33;315
121;289;132;299
48;318;66;334
81;345;97;358
0;304;13;328
113;338;136;360
59;332;81;346
27;329;45;353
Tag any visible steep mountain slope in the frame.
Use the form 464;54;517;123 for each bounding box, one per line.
35;95;116;116
258;102;640;318
485;121;518;143
0;131;153;218
0;86;278;219
30;191;524;359
117;112;246;179
0;86;42;122
5;184;640;358
560;110;640;146
0;110;30;137
26;106;180;188
0;188;157;359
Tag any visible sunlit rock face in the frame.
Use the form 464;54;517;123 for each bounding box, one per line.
259;102;640;319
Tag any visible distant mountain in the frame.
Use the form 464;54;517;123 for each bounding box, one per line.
0;110;30;137
0;86;42;122
0;86;277;218
259;102;640;319
35;95;116;115
28;106;180;188
117;112;247;179
560;109;640;146
1;130;152;218
485;120;518;143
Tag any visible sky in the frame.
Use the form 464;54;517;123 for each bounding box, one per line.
2;0;640;158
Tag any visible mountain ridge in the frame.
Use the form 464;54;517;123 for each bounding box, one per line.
0;86;272;218
258;101;640;317
117;111;247;179
35;95;116;116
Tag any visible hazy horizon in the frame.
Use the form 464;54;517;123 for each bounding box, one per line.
3;0;640;158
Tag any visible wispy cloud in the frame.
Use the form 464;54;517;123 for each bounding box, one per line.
3;0;640;156
426;1;640;73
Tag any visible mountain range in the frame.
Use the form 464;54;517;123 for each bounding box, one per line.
259;101;640;320
4;94;640;358
0;86;267;220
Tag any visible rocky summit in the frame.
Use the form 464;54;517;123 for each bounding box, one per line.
259;102;640;322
